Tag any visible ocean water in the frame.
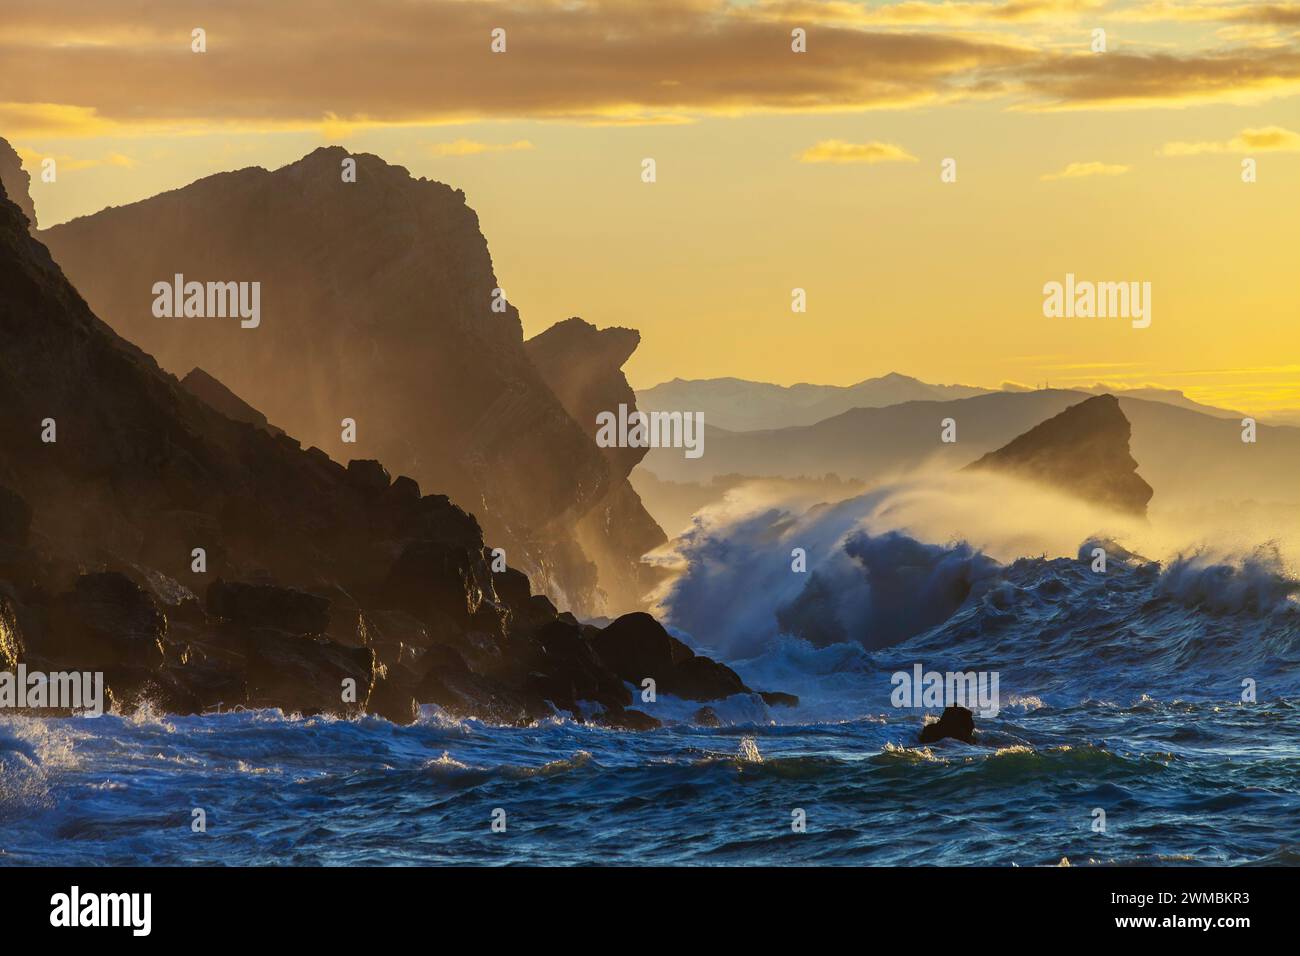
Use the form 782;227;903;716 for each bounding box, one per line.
2;533;1298;867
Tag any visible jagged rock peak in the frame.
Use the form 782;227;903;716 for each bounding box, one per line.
0;137;36;230
964;394;1154;516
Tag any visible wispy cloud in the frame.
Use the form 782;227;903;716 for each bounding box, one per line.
13;144;136;171
798;140;918;164
1161;124;1300;155
428;139;535;158
1040;160;1130;180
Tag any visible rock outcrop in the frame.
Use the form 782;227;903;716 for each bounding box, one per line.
39;146;663;616
525;318;668;611
963;394;1153;516
181;367;283;436
0;164;774;727
918;705;976;744
0;139;35;231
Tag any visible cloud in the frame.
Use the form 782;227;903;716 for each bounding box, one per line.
13;144;136;172
1015;45;1300;111
428;139;535;157
1039;160;1130;180
751;0;1106;27
1161;124;1300;154
0;0;1297;136
798;139;918;163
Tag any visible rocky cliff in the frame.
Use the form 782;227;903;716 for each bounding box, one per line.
0;154;780;725
39;146;662;616
525;318;668;611
0;138;35;230
964;394;1154;516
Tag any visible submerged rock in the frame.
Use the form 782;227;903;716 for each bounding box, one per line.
918;706;976;744
691;705;721;727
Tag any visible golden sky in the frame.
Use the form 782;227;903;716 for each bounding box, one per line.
3;0;1298;412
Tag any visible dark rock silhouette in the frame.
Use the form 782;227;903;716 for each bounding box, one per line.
0;166;776;726
181;367;283;436
525;318;668;611
964;394;1154;516
39;146;663;617
207;580;330;635
918;705;976;744
0;139;35;230
691;705;721;727
589;612;750;702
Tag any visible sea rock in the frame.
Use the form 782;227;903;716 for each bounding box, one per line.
143;647;249;715
964;394;1153;516
243;628;375;716
0;590;24;671
590;612;753;702
691;705;721;727
669;655;748;702
45;573;167;672
918;705;976;744
0;486;32;545
597;706;661;731
759;691;800;708
414;644;546;725
367;670;420;725
207;580;330;635
526;618;629;713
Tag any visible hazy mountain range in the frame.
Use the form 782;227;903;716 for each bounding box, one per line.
634;386;1300;533
636;373;1248;433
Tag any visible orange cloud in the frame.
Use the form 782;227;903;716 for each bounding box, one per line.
0;0;1297;135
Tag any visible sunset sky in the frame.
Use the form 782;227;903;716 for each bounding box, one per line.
3;0;1298;413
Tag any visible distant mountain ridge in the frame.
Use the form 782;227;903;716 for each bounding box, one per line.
634;388;1300;532
637;373;1249;433
636;372;989;431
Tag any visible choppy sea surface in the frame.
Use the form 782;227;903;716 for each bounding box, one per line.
2;534;1299;866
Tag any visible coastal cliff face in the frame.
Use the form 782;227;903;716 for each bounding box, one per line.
0;162;772;725
525;318;669;612
39;146;661;616
964;393;1154;516
0;138;35;230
